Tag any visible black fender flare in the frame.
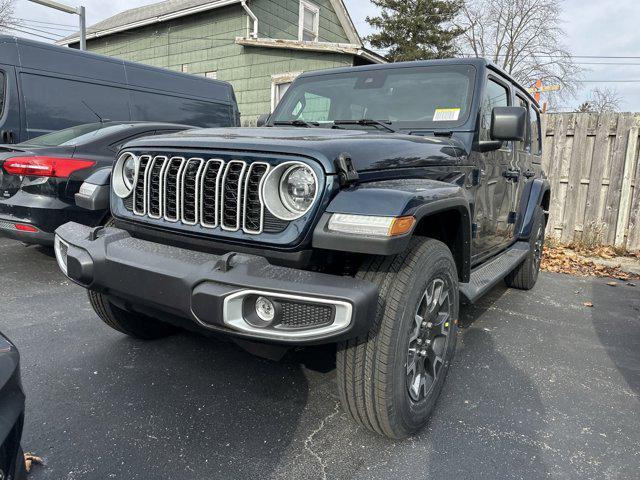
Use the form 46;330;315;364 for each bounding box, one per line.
312;179;472;281
516;178;550;240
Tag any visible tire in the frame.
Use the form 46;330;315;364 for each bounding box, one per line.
505;206;546;290
336;238;459;439
88;290;178;340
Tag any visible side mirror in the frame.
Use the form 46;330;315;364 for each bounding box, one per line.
257;113;271;127
490;106;527;141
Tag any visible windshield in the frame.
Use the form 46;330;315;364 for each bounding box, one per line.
271;64;476;131
18;123;136;147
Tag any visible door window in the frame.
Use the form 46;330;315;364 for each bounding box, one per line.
480;79;510;141
516;95;531;152
530;105;542;155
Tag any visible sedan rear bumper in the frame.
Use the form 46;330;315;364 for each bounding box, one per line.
54;222;378;345
0;191;104;245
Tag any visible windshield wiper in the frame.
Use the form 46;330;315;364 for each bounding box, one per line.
332;119;397;133
273;120;319;128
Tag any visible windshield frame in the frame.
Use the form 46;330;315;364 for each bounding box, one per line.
269;63;478;132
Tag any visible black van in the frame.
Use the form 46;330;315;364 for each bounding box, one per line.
0;35;240;143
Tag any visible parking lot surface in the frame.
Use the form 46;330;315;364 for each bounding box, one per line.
1;237;638;480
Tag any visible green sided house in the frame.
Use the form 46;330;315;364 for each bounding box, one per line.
57;0;386;125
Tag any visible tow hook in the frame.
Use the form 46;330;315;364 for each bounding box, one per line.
214;252;237;272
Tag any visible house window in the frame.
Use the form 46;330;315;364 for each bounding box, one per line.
205;71;217;80
271;82;292;111
299;0;319;42
271;72;303;111
181;64;189;73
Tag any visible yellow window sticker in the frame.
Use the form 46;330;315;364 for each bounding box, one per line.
433;108;461;122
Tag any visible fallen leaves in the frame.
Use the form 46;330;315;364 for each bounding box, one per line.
541;244;639;280
24;452;43;472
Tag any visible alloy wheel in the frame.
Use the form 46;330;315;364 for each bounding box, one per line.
533;225;544;271
406;277;453;402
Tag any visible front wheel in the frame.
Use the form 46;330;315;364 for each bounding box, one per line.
336;238;459;439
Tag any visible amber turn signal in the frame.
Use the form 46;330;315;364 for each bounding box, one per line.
389;216;416;236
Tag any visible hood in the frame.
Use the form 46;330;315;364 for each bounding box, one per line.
123;127;466;173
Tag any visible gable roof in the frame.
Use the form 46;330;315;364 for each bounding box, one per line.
57;0;362;47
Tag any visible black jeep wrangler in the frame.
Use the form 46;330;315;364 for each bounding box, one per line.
54;59;550;439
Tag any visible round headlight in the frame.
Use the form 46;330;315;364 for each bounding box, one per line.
263;162;319;221
279;165;317;213
122;155;136;189
113;152;137;199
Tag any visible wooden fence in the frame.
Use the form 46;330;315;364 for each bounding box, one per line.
541;112;640;252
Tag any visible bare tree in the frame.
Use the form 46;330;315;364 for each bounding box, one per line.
457;0;581;100
0;0;16;32
581;87;623;113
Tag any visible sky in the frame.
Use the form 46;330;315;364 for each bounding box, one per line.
9;0;640;111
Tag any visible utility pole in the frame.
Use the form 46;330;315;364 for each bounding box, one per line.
27;0;86;50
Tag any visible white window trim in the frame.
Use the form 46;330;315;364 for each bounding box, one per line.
298;0;320;42
271;71;303;112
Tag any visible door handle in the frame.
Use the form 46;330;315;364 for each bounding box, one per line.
523;169;536;179
502;169;520;181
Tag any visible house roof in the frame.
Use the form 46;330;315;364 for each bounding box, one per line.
57;0;363;47
236;37;386;64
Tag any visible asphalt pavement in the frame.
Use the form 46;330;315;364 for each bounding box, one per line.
1;237;638;480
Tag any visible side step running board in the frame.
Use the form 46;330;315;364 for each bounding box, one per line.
459;242;530;304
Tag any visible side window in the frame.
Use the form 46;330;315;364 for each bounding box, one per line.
516;95;531;152
480;78;510;142
530;105;542;155
0;71;5;117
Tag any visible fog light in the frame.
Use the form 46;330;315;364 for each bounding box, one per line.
255;296;275;322
54;235;69;276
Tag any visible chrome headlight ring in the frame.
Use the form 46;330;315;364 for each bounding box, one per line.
262;161;319;221
113;152;138;199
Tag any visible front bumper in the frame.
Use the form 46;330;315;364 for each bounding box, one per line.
55;222;378;345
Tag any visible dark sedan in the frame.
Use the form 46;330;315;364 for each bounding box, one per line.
0;122;194;245
0;332;25;480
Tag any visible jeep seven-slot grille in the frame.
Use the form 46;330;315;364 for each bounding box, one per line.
128;155;278;235
163;157;184;221
147;156;167;218
221;161;246;231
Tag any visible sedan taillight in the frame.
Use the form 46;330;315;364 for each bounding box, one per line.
3;156;95;178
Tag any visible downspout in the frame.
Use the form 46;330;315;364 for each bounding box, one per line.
241;0;258;39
